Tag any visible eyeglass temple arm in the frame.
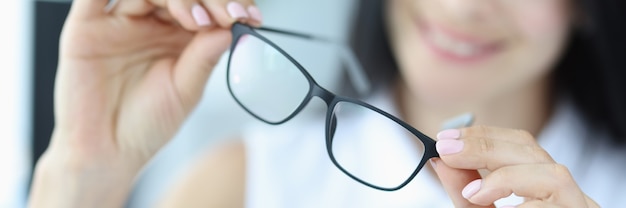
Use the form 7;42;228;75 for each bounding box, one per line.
440;113;475;130
256;26;372;96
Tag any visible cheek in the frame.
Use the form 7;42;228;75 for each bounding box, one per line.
503;1;571;85
513;2;570;46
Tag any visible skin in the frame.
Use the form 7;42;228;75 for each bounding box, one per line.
28;0;599;207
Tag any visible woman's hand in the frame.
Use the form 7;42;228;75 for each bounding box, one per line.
30;0;261;207
431;126;600;208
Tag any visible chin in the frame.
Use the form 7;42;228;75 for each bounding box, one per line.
405;77;482;108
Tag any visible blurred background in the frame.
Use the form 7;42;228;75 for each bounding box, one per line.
0;0;358;207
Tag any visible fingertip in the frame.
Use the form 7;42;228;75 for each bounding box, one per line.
432;162;485;207
436;139;465;156
437;129;461;140
226;1;249;20
464;179;505;207
168;0;202;31
203;1;239;28
247;5;264;26
462;179;482;199
191;3;212;28
205;1;262;28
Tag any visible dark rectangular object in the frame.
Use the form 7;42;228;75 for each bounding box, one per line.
31;1;70;170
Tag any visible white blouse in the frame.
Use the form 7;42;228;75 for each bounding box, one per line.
243;93;626;208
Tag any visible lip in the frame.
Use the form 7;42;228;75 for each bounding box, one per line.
417;20;503;64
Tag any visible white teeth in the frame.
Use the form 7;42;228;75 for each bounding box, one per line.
454;43;478;57
429;28;481;57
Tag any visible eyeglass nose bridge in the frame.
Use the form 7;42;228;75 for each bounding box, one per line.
307;84;340;138
308;83;338;106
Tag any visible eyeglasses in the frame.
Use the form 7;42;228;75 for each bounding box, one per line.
226;23;439;191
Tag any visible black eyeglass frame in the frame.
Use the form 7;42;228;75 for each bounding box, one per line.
226;22;440;191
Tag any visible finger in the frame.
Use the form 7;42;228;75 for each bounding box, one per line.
464;164;587;207
516;200;561;208
152;0;216;31
460;126;536;145
111;0;154;16
159;0;260;27
246;3;264;26
68;0;109;18
147;0;262;30
431;158;494;208
436;136;554;171
203;0;262;27
173;29;231;109
167;1;214;31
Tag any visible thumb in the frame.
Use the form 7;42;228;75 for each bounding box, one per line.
431;158;494;208
173;29;232;109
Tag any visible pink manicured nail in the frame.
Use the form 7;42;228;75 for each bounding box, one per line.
192;4;211;27
436;140;464;155
437;129;461;140
462;179;482;199
247;6;263;23
227;2;249;20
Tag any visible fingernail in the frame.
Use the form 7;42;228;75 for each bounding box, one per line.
501;206;516;208
247;6;263;23
462;179;482;199
227;2;249;20
192;4;212;27
436;140;464;155
437;129;461;140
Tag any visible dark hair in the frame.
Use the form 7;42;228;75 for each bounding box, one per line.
351;0;626;145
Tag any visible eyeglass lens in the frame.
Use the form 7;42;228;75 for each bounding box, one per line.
330;101;426;189
229;34;310;123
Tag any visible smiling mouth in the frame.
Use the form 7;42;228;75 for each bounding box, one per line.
417;20;504;64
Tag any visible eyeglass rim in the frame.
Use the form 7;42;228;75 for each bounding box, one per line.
227;23;317;125
226;22;439;191
324;97;439;191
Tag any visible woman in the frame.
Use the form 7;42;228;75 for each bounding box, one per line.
29;0;626;207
